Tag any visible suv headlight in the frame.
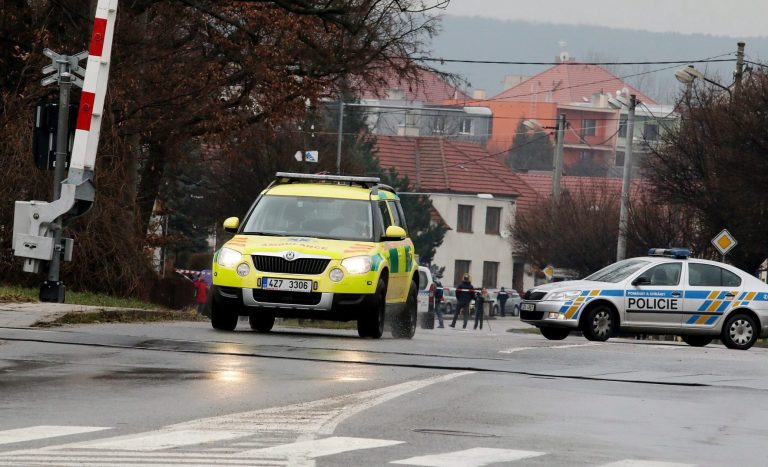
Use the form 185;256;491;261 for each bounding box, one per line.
217;247;243;268
341;256;372;274
546;290;582;301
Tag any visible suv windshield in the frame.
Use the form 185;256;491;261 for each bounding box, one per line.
242;195;373;241
584;259;650;283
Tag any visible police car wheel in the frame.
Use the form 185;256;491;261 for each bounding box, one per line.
721;313;758;350
249;313;275;333
680;335;713;347
582;306;615;342
540;327;570;340
210;296;238;331
393;281;417;339
358;278;386;338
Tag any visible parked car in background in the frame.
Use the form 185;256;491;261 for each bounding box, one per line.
440;287;458;314
489;288;522;316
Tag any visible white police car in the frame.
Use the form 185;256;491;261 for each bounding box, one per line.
520;248;768;350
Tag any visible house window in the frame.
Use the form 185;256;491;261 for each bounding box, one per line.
580;151;593;161
615;152;625;167
482;261;499;289
580;119;596;137
618;116;628;138
643;123;659;141
485;207;501;235
433;116;447;134
404;112;417;127
459;118;473;135
457;204;473;233
454;260;471;286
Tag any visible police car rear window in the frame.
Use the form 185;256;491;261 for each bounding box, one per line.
584;259;650;283
688;263;741;287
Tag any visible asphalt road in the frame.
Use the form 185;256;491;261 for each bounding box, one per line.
1;318;767;466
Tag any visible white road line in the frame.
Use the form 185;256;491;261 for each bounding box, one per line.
2;372;474;467
0;455;286;466
242;436;402;459
598;460;696;467
77;429;253;451
0;426;110;445
499;343;602;353
390;447;545;466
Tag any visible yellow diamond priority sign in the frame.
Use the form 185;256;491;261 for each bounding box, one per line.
543;265;555;281
712;229;737;256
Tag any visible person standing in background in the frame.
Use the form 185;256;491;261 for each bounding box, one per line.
450;274;474;329
193;273;208;314
497;287;509;317
474;288;488;330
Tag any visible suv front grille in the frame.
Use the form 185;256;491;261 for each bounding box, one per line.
253;256;330;275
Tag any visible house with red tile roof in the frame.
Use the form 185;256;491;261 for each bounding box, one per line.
374;135;534;291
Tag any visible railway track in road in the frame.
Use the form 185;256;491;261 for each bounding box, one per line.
0;326;716;388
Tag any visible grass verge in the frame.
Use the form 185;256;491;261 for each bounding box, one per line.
0;284;158;310
37;309;207;327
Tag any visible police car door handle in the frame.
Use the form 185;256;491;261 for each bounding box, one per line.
725;292;736;298
671;292;681;297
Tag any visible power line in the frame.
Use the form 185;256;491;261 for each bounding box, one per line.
413;57;735;66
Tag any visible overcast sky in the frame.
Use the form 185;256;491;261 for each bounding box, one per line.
442;0;768;38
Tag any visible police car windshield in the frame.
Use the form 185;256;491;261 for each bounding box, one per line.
584;259;650;283
243;195;373;241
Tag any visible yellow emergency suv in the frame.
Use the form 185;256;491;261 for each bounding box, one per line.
209;172;418;339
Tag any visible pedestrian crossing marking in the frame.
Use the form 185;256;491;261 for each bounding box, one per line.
241;436;402;459
0;426;110;445
77;429;254;451
390;447;545;466
598;461;695;467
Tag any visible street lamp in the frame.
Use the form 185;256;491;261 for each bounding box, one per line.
674;65;732;95
522;115;566;203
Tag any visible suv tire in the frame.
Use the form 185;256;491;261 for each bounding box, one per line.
681;335;713;347
540;326;570;340
358;278;386;338
210;294;238;331
249;313;275;333
393;281;417;339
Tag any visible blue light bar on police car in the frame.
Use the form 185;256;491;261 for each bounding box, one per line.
648;248;691;259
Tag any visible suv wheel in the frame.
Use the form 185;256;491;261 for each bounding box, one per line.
249;313;275;333
393;281;417;339
722;313;758;350
210;294;238;331
581;305;615;342
358;278;386;338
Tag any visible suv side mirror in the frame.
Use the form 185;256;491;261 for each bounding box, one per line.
223;217;240;233
632;276;650;286
383;225;406;240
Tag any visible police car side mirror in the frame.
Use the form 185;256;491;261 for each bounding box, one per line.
632;276;650;286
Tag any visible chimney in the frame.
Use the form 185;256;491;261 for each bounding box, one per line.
472;89;487;100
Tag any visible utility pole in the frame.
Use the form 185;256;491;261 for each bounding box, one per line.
734;41;746;93
616;94;637;262
336;101;345;174
552;113;566;203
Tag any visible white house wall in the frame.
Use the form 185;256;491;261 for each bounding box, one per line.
429;194;516;289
